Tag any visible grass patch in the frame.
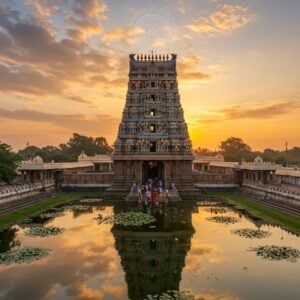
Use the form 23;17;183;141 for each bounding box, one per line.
208;192;300;235
0;192;102;229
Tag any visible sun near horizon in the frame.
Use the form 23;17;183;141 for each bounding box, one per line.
0;0;299;152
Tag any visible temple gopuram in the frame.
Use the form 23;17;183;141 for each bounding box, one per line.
110;53;195;198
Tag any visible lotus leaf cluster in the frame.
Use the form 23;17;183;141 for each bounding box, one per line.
0;247;51;264
144;290;194;300
25;226;64;237
80;198;103;203
207;216;239;224
69;205;90;212
39;212;64;219
232;228;271;239
114;212;156;227
205;207;227;214
251;245;300;261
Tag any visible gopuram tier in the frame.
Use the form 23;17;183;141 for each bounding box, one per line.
111;53;195;194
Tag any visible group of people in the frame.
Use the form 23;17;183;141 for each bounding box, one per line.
133;178;169;204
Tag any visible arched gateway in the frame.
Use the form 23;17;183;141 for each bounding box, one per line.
109;53;195;197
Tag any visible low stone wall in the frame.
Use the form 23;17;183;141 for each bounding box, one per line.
62;172;114;185
0;180;55;204
242;183;300;206
192;172;236;184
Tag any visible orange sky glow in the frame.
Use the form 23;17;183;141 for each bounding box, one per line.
0;0;299;151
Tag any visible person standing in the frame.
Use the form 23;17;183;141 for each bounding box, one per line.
165;188;169;204
146;189;151;203
152;188;157;204
138;186;142;203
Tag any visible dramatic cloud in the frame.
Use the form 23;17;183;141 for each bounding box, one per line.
103;26;145;44
187;4;255;34
72;0;107;19
0;3;127;97
178;55;211;81
0;108;119;134
219;100;300;119
67;95;92;104
0;64;65;95
66;18;103;42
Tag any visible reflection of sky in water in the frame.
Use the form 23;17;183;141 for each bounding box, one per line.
0;204;299;300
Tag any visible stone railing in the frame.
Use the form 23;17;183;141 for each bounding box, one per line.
62;172;114;185
0;180;55;204
192;172;236;184
243;180;300;197
242;181;300;203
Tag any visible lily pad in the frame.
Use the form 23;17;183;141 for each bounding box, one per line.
24;226;64;237
114;212;156;227
80;198;103;203
207;216;239;224
232;228;271;239
68;205;90;212
250;245;300;262
39;212;64;219
205;207;227;214
0;247;51;264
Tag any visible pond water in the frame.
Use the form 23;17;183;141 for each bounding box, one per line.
0;200;300;300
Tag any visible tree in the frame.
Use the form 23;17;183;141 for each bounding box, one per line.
18;145;41;161
59;133;113;160
219;137;252;162
0;142;21;183
17;134;113;163
194;147;215;156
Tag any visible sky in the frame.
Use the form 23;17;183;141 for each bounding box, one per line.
0;0;299;152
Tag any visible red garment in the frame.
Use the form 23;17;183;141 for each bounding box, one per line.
151;190;157;203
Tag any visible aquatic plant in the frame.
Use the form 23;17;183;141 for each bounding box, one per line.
207;216;239;224
205;207;227;214
80;198;103;203
0;247;51;264
232;228;271;239
114;212;156;227
39;211;64;219
144;290;194;300
95;212;156;227
250;245;300;262
24;226;64;237
68;205;90;212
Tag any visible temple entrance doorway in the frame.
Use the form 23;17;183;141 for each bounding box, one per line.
142;161;164;183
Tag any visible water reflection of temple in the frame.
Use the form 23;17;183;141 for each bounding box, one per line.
0;227;21;253
112;204;195;300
